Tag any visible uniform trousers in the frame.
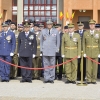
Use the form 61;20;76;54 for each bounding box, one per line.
10;54;18;78
86;58;98;82
0;56;12;81
55;56;63;79
20;57;32;81
64;58;77;81
43;56;55;81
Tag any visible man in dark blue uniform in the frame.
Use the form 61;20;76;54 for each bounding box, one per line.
18;22;37;83
55;24;63;80
75;22;86;81
0;22;16;82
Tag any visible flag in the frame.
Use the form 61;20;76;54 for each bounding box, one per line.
59;11;63;20
66;10;69;20
70;11;75;20
0;13;2;19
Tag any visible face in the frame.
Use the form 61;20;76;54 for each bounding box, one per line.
39;26;44;31
10;24;16;30
24;27;30;32
64;29;68;33
56;26;61;31
68;27;75;33
18;27;23;32
47;24;53;29
34;26;39;32
78;25;84;30
95;28;100;31
30;23;34;28
89;24;95;30
3;26;8;32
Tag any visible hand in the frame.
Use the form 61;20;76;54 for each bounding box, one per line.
17;53;19;57
78;56;81;58
84;54;87;57
62;55;65;58
56;49;59;53
40;53;42;56
10;53;14;56
33;54;36;58
98;54;100;58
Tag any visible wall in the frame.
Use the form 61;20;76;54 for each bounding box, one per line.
63;0;99;27
0;0;12;30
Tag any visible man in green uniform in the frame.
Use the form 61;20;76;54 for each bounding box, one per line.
61;23;81;84
32;24;41;80
10;22;19;79
83;19;100;84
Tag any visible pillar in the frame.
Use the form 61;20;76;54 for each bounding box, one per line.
93;0;98;23
17;0;23;24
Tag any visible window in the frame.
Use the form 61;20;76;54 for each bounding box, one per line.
12;0;17;25
23;0;57;23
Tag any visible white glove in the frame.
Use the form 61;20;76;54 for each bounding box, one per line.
17;53;19;57
98;54;100;58
40;53;42;56
78;56;81;58
10;53;14;56
84;54;87;57
33;54;36;58
62;55;65;58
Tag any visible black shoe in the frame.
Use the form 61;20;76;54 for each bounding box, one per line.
87;82;91;84
65;80;71;84
20;80;26;83
6;80;9;82
72;81;76;84
92;82;97;84
36;77;40;80
27;80;32;83
43;81;49;83
49;81;54;84
10;77;15;79
1;80;5;82
58;77;62;80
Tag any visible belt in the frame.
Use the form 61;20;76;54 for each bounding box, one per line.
65;47;77;49
87;46;98;48
37;46;40;48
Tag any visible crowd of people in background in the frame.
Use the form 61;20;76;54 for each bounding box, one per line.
0;18;100;84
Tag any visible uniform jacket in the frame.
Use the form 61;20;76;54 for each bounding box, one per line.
13;30;19;54
35;31;41;56
83;30;100;58
0;30;16;56
61;33;81;58
40;28;60;56
75;30;85;50
18;31;37;57
56;32;63;56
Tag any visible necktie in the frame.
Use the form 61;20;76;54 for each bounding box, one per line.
49;30;50;35
25;34;28;37
91;32;93;36
70;33;72;39
80;31;82;37
4;33;6;36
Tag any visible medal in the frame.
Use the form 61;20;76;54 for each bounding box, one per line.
6;35;11;43
29;42;32;45
15;35;18;38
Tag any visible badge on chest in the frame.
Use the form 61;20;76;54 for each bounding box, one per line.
29;42;32;45
29;35;34;40
6;35;11;43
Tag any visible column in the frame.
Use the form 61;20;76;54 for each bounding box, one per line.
93;0;98;22
17;0;23;24
0;0;3;30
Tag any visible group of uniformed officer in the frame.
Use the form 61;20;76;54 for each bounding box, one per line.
0;18;100;84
